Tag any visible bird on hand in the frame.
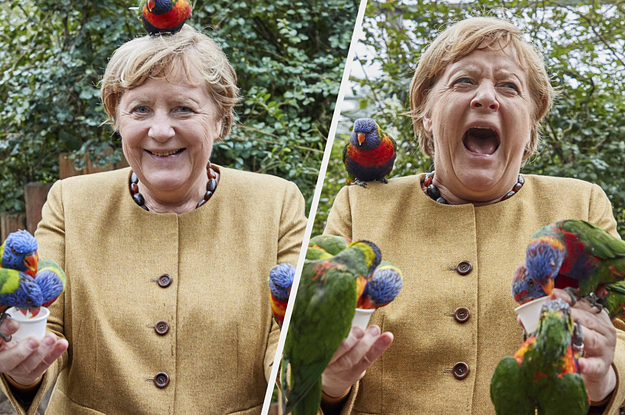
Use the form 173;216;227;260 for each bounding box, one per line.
0;230;38;278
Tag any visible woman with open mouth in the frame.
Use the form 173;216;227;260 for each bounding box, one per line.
320;17;625;414
0;25;306;415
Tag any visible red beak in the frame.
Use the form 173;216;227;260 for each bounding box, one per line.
28;307;41;318
24;252;38;278
358;134;365;146
148;0;155;11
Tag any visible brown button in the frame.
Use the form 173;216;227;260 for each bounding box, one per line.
454;307;470;323
158;274;172;288
154;372;169;388
456;261;472;275
155;321;169;335
453;362;470;380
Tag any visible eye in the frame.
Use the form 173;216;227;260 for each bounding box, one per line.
175;106;195;114
453;77;474;86
499;82;519;92
528;279;534;287
26;298;33;305
10;247;17;254
132;105;150;114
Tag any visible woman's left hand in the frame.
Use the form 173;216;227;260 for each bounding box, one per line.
550;288;617;403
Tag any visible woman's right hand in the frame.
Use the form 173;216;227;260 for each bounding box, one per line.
0;318;68;386
321;325;393;398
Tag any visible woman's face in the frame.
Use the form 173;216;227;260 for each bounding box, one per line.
423;44;532;202
118;67;221;201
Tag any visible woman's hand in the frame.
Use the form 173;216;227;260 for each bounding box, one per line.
550;288;617;403
0;318;68;386
321;325;393;398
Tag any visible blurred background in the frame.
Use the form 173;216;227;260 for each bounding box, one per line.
314;0;625;235
0;0;359;239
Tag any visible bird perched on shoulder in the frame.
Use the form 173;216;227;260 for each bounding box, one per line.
357;261;403;309
0;230;38;278
35;258;66;308
343;118;397;187
283;240;381;415
268;263;296;328
523;220;625;317
0;269;44;342
491;299;589;415
139;0;192;35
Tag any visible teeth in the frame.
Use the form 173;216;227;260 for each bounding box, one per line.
150;149;181;156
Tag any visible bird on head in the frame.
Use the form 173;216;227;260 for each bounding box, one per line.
139;0;192;35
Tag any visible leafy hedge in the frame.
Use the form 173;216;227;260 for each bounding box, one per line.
0;0;358;214
315;0;625;235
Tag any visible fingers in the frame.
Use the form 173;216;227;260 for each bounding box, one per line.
0;337;40;373
30;338;68;375
351;332;393;375
329;327;365;365
332;325;383;372
13;334;66;375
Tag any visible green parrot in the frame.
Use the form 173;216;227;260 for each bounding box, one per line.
490;299;589;415
308;235;351;256
283;240;381;415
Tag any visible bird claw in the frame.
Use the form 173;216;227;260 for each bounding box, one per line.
350;179;367;188
564;287;579;306
572;320;584;355
585;292;604;314
378;177;389;184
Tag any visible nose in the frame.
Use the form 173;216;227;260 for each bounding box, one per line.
148;111;175;142
471;82;499;112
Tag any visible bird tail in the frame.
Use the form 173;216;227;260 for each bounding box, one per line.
290;379;322;415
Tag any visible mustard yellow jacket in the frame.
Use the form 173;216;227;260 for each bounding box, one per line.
325;174;625;415
1;166;306;415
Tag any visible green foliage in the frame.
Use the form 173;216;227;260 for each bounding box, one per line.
315;0;625;234
0;0;358;214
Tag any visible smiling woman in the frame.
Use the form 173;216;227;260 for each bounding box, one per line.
0;25;306;415
321;17;625;415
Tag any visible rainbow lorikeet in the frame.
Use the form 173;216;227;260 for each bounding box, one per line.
35;258;66;308
308;235;350;256
282;240;381;415
490;299;589;415
139;0;192;35
512;264;547;305
357;261;403;309
268;263;296;328
0;269;44;342
343;118;397;187
524;220;625;316
0;230;38;278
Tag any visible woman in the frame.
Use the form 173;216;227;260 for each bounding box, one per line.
320;17;625;414
0;25;306;414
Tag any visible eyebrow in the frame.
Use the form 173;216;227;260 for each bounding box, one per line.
447;64;525;85
123;96;202;108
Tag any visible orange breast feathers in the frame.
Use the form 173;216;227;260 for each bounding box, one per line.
347;135;396;168
270;294;288;324
143;1;191;28
513;337;536;365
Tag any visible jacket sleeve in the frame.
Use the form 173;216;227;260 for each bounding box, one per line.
588;183;625;414
0;180;68;415
265;181;307;382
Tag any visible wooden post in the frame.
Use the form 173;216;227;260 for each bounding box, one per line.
60;152;129;179
1;212;26;241
59;154;81;180
24;183;53;235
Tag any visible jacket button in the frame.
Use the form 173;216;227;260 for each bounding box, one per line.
456;261;472;275
155;321;169;335
453;362;469;380
454;307;470;323
154;372;170;388
158;274;172;288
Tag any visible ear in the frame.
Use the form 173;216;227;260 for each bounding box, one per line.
423;113;433;135
214;118;224;140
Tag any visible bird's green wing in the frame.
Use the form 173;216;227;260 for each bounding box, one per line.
491;356;535;415
536;373;588;415
309;235;350;256
37;258;67;290
0;268;22;296
562;220;625;260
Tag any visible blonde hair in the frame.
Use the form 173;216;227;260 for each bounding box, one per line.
410;17;554;159
101;25;238;140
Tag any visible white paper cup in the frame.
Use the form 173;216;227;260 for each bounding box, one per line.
514;297;550;335
351;308;375;330
6;307;50;343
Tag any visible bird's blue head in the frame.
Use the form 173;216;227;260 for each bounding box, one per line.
525;237;566;296
35;269;65;306
4;273;43;313
511;264;547;305
350;118;382;150
268;263;296;302
1;230;38;276
365;265;403;306
147;0;173;14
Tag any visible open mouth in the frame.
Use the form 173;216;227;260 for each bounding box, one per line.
462;127;500;155
145;148;185;157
